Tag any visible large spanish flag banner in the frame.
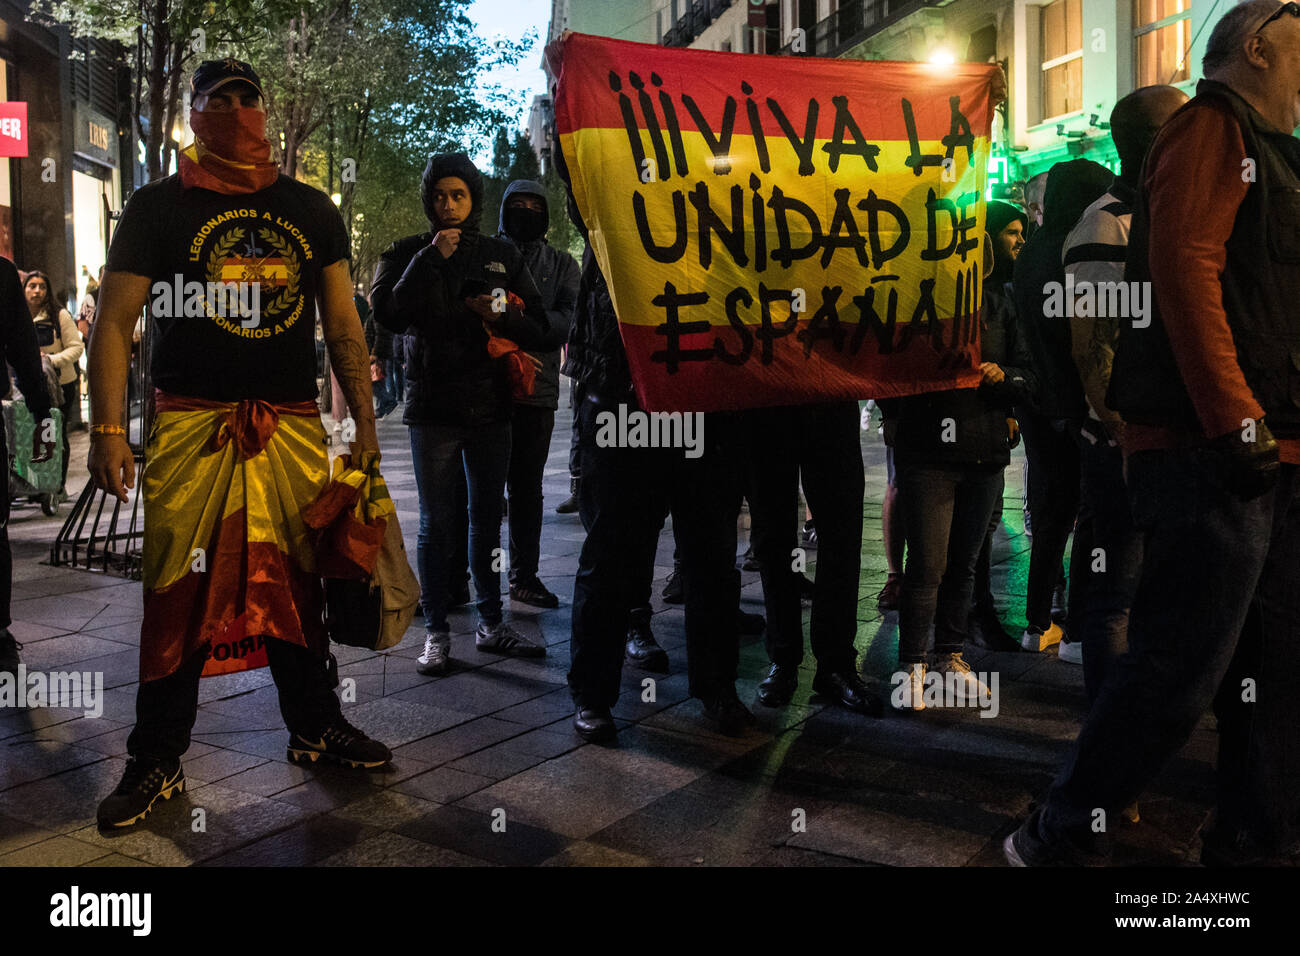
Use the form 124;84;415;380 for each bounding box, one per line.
549;33;998;412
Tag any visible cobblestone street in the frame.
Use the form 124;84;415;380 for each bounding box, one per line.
0;396;1219;867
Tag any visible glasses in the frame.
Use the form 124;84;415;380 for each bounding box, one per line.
1256;1;1300;35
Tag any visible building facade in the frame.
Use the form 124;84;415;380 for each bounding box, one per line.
0;2;131;311
552;0;1234;198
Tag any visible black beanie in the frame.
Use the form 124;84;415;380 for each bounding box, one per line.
986;199;1027;239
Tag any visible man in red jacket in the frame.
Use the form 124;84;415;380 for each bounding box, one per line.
1007;0;1300;866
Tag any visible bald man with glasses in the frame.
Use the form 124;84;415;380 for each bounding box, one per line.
1007;0;1300;867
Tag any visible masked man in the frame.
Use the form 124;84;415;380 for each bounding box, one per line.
446;181;579;611
90;59;391;830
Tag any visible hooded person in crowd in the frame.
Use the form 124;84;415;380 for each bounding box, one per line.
1060;85;1187;692
1010;158;1112;656
371;153;551;676
88;59;392;831
879;200;1038;710
496;181;579;609
447;180;579;611
969;200;1031;652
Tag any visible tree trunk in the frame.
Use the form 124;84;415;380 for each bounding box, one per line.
133;23;145;187
160;38;185;177
145;0;171;182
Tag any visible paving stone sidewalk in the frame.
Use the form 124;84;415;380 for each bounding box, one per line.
0;398;1218;866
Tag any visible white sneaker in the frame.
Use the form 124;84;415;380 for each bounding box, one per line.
1021;622;1063;652
416;631;450;676
892;662;927;712
1057;637;1084;664
930;652;990;701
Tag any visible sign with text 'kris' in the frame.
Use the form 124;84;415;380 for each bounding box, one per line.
549;33;997;412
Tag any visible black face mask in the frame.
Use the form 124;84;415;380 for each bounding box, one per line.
504;204;547;244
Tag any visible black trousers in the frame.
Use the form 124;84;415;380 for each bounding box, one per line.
60;381;76;489
507;405;556;584
1018;408;1081;630
126;638;342;760
569;397;741;708
567;377;581;480
973;488;1003;611
742;402;863;672
0;423;10;630
625;499;670;629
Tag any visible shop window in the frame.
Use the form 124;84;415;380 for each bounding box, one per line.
1041;0;1082;120
1134;0;1191;87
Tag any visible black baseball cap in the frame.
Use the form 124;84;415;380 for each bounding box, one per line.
190;58;264;99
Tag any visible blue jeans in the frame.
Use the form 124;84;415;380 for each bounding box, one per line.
387;358;405;406
409;421;511;631
1038;453;1300;855
896;460;1004;664
372;374;397;417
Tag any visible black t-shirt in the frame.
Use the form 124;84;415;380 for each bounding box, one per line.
106;174;349;402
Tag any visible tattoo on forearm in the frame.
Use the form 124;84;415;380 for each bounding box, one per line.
325;333;376;429
1079;314;1119;418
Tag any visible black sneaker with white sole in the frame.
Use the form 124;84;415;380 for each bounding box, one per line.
1003;808;1110;866
97;756;185;829
287;719;392;768
509;578;560;609
475;620;546;657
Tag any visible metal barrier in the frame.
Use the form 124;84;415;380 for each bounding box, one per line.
51;309;151;578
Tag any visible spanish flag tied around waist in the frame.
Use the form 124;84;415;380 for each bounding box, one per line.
548;33;998;412
140;393;395;682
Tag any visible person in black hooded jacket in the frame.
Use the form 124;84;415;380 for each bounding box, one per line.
970;201;1034;652
446;179;579;611
878;200;1038;711
1010;158;1112;654
371;152;550;676
497;181;579;608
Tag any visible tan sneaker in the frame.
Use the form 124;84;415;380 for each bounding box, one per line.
891;663;927;712
930;653;991;702
1021;622;1064;652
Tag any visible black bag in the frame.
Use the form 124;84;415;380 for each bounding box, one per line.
323;577;384;649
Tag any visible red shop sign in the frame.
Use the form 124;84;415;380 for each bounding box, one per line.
0;102;27;157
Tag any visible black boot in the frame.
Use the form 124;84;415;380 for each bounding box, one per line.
555;477;580;514
968;603;1020;653
625;616;669;672
574;705;616;742
700;685;757;736
757;663;798;706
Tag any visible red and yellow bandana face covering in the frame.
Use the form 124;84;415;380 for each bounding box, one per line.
179;106;279;195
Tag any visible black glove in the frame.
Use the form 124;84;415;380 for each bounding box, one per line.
1208;419;1280;500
